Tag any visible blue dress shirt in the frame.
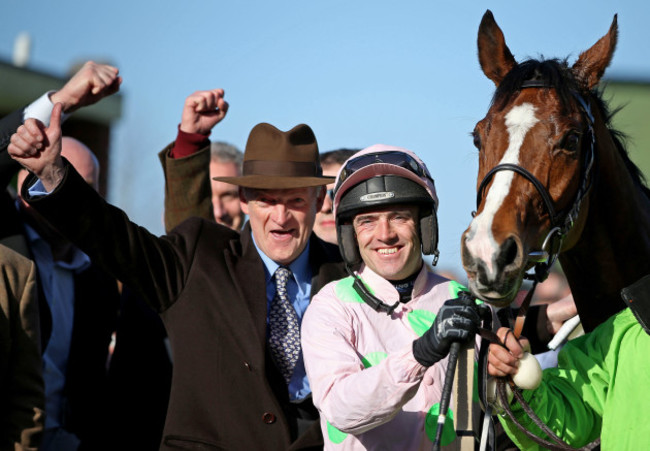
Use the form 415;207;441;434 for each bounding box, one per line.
22;220;91;429
252;236;313;402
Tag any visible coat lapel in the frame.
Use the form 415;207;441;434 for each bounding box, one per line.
226;223;268;353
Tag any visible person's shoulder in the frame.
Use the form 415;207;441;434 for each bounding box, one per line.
0;244;34;296
307;276;356;322
0;243;32;272
311;279;338;304
328;276;365;304
172;216;238;236
422;269;464;290
166;217;241;252
416;271;471;306
612;308;642;333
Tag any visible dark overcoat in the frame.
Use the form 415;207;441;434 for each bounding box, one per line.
1;108;119;449
24;163;346;450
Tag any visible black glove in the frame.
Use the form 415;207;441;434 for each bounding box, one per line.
413;294;482;367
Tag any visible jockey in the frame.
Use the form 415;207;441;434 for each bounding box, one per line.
488;274;650;449
301;145;488;449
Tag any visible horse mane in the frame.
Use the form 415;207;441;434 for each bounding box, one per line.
491;58;650;198
590;92;650;198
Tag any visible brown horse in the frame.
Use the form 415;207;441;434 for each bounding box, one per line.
461;10;650;333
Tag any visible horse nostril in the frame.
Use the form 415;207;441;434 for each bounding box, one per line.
476;261;488;286
497;236;520;271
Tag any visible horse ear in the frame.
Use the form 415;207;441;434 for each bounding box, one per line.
572;15;618;90
477;9;517;86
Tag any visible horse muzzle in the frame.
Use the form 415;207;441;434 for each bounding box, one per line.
461;232;528;307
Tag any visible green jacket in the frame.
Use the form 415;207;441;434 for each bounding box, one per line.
499;308;650;450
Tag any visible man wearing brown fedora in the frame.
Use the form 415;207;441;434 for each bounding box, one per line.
7;89;346;450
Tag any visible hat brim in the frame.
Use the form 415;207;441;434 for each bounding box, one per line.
213;175;335;189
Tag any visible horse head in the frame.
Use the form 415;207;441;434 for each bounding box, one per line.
461;10;618;307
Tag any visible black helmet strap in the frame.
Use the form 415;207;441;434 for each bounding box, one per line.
346;266;400;315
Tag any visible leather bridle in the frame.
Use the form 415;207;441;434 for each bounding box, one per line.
478;81;601;450
475;80;596;284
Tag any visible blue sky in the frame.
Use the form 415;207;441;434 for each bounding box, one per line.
3;1;649;279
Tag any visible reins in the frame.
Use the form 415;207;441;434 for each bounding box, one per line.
477;81;601;450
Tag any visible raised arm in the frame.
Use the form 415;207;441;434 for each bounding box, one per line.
160;89;230;232
50;61;121;115
8;103;200;313
1;60;121;185
179;89;228;136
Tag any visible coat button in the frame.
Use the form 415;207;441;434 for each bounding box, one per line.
262;412;276;424
244;361;252;371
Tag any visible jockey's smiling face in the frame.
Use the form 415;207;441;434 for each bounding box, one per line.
353;204;422;281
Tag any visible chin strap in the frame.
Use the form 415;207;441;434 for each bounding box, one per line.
346;266;400;315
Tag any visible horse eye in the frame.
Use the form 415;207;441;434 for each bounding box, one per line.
562;132;580;152
472;132;482;150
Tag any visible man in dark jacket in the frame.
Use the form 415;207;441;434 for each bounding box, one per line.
9;100;346;450
1;61;121;451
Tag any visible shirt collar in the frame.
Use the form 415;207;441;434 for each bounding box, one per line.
252;234;312;287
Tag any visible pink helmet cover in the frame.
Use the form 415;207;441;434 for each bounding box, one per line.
332;144;438;217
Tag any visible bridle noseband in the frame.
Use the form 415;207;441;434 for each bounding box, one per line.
475;80;596;283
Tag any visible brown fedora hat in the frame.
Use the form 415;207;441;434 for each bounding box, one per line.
213;122;334;189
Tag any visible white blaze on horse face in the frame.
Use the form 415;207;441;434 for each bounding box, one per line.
466;103;539;279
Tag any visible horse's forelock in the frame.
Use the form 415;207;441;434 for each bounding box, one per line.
491;59;579;113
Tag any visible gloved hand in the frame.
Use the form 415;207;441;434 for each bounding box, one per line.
413;294;482;367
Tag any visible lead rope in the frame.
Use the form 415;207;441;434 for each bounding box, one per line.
493;281;600;450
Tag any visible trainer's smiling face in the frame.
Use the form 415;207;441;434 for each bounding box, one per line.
241;187;324;265
353;204;422;281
